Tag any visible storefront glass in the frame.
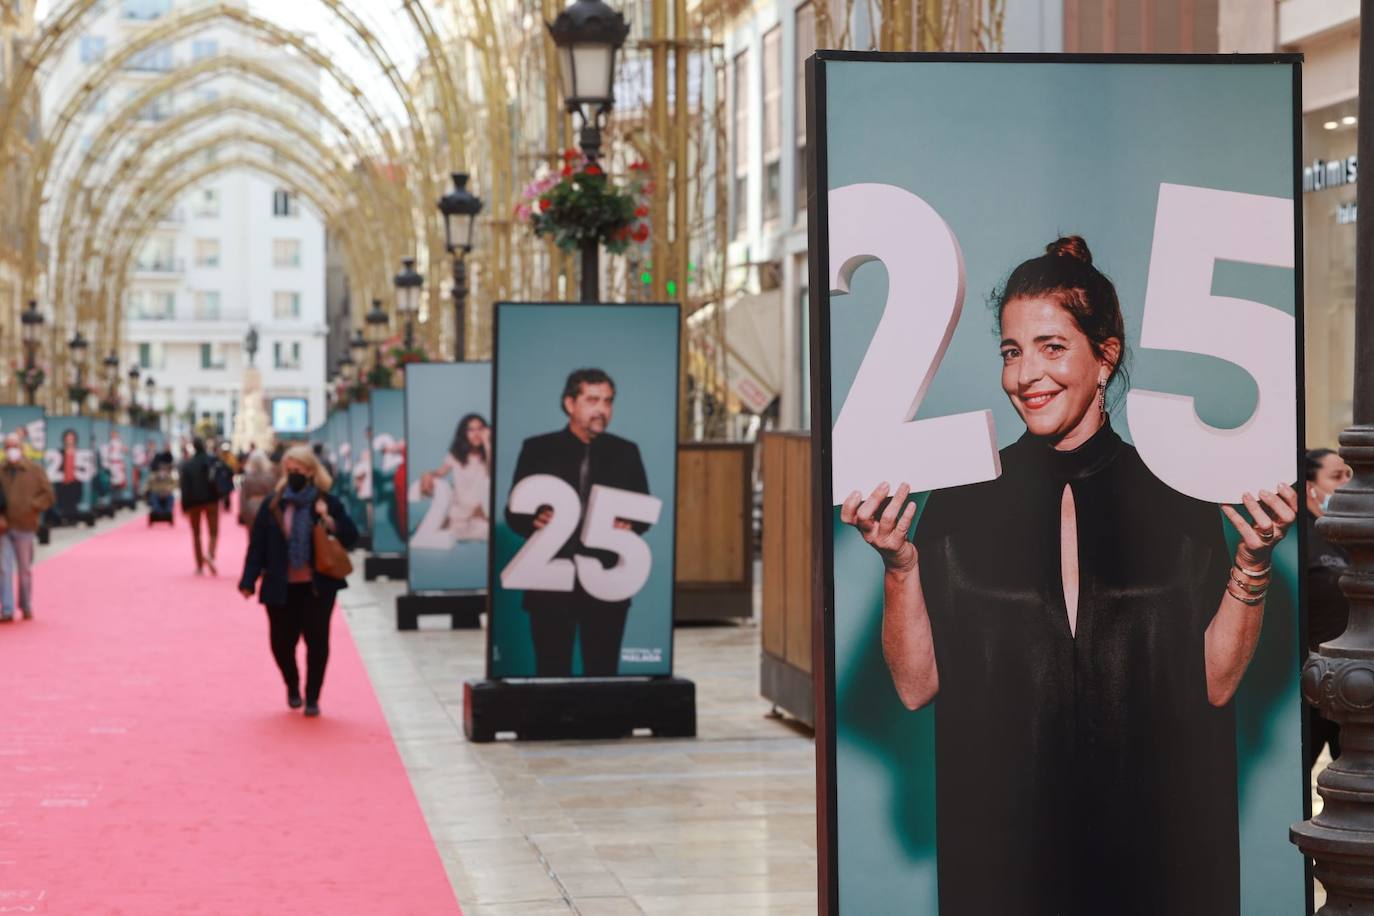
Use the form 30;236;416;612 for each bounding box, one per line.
1303;98;1358;448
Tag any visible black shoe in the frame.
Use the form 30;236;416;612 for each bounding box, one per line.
303;701;320;717
287;689;303;710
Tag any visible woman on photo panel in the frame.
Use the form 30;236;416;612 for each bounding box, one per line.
841;236;1296;915
411;413;490;547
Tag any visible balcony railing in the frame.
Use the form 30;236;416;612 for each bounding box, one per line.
133;257;184;273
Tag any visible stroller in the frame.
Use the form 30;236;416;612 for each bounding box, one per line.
147;466;176;525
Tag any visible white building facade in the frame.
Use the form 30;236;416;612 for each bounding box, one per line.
41;0;328;439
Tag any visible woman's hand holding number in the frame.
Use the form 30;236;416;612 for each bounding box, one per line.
841;481;918;574
1221;483;1298;566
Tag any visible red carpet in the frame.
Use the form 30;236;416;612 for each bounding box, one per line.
0;508;462;915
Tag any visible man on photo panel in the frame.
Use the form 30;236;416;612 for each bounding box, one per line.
505;368;651;676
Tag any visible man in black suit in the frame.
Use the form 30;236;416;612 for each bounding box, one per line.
505;368;651;676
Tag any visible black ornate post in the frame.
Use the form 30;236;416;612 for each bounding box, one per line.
20;300;43;406
438;173;482;361
1291;3;1374;907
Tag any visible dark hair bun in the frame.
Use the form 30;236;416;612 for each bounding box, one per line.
1045;235;1092;266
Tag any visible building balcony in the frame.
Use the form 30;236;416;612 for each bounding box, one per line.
132;258;184;276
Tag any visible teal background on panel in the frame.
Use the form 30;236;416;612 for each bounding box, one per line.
0;407;45;449
347;403;369;534
821;60;1303;915
489;303;678;678
369;389;406;554
404;362;492;593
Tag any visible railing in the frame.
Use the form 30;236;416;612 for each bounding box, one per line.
133;257;184;273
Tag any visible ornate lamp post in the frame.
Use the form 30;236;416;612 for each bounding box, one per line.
244;325;259;369
20;300;44;406
349;327;368;392
364;298;389;379
548;0;629;303
127;364;141;425
1291;3;1374;904
437;173;482;360
393;257;423;351
144;375;156;416
67;330;89;416
102;351;119;422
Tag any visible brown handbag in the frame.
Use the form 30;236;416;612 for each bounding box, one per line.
312;516;353;579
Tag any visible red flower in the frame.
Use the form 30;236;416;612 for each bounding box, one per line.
643;181;655;193
632;223;650;243
583;164;603;176
561;165;573;177
563;149;578;161
615;226;629;241
539;198;551;212
634;206;648;217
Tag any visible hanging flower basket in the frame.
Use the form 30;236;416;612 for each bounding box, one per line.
519;151;651;255
97;395;123;415
14;362;44;391
389;344;430;367
68;384;91;406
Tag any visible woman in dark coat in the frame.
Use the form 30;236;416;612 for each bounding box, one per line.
239;444;358;717
841;236;1298;915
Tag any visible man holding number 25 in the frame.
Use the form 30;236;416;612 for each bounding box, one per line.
505;368;652;677
841;237;1297;914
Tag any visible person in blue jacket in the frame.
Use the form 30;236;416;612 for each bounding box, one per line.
239;444;358;717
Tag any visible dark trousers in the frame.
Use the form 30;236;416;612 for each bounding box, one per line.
266;583;336;702
527;601;630;677
1309;706;1342;771
184;501;219;569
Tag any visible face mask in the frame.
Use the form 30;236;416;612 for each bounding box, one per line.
1321;493;1333;513
287;472;309;492
5;448;20;463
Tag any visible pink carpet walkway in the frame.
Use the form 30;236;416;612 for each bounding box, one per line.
0;509;462;915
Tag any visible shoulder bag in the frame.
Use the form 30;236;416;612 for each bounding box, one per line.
313;513;353;579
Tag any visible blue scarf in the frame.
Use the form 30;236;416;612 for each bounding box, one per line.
280;483;318;570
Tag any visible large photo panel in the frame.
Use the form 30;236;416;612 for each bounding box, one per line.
489;302;680;679
0;407;46;462
404;361;492;593
44;416;95;520
810;55;1305;915
369;389;406;555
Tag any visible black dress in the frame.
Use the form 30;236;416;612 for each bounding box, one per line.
913;423;1239;915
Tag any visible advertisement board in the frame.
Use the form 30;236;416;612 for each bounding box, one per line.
404;362;492;593
488;303;680;678
809;54;1306;915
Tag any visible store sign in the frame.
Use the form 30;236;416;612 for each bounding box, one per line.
1303;155;1357;193
1338;202;1358;225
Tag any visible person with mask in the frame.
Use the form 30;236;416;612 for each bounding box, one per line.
1305;447;1353;770
0;433;54;622
238;445;357;717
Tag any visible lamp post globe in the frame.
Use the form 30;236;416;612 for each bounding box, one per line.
393;257;424;350
547;0;630;160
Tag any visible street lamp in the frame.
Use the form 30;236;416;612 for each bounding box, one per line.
127;364;141;425
548;0;629;304
102;351;119;422
393;257;423;350
548;0;629;162
244;325;259;369
365;298;389;382
437;173;483;360
337;350;355;383
68;330;89;415
20;300;44;406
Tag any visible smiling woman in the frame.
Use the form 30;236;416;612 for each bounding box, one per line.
839;234;1300;914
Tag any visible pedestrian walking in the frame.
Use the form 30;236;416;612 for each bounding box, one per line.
0;434;55;621
179;438;220;576
238;445;358;716
238;450;276;526
1305;447;1353;770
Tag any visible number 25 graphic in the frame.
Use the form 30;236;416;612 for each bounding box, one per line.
501;474;663;603
828;182;1295;505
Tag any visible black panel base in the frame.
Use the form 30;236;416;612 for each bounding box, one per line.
463;677;697;742
364;554;407;581
37;525;49;546
396;591;484;630
761;652;815;729
354;533;372;552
